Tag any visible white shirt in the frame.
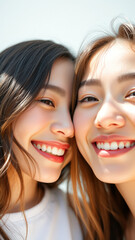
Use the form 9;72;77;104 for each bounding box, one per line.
0;187;83;240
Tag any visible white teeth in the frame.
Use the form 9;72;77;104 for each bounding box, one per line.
47;146;51;153
52;147;58;155
37;144;41;149
42;144;46;152
104;143;110;150
57;149;64;156
110;142;118;150
96;141;135;151
125;141;130;148
100;143;104;149
34;143;65;156
119;142;124;149
97;143;101;149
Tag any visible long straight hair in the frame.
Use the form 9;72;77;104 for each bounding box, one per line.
71;22;135;240
0;40;74;239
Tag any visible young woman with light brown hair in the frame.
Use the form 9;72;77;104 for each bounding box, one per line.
71;21;135;240
0;40;83;240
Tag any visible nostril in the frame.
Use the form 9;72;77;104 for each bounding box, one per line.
95;122;102;128
57;131;65;135
108;123;118;127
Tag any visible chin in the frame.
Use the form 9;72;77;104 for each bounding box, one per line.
93;169;132;184
36;169;62;183
42;175;61;183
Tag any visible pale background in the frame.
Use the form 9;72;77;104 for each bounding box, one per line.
0;0;135;55
0;0;135;190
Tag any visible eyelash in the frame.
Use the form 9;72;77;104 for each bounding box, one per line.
79;96;99;103
77;89;135;105
38;99;55;107
126;90;135;98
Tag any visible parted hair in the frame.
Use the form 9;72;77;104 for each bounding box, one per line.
71;22;135;240
0;40;74;240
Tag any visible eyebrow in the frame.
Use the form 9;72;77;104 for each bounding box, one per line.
118;73;135;82
43;84;65;96
79;79;101;88
79;72;135;89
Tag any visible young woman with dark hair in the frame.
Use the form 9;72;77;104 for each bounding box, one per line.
0;40;83;240
72;22;135;240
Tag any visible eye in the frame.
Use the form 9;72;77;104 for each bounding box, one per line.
79;96;99;103
38;99;55;107
126;90;135;99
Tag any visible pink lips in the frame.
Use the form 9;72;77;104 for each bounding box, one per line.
92;135;135;143
32;140;70;150
92;135;135;158
31;140;70;163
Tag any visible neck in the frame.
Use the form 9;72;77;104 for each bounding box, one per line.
116;180;135;217
7;166;44;213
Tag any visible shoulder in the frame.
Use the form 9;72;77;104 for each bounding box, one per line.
47;187;83;240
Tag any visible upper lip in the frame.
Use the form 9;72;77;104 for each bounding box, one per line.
92;135;135;143
31;140;70;149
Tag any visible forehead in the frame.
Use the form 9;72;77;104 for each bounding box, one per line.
83;39;135;79
39;58;74;97
49;58;74;85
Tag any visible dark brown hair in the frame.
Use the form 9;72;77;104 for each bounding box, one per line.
71;22;135;240
0;40;74;239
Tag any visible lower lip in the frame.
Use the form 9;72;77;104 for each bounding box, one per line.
33;145;65;163
92;143;135;158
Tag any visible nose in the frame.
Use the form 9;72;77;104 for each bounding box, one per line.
94;100;125;130
50;111;74;138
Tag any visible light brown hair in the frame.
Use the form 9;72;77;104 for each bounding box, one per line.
71;22;135;240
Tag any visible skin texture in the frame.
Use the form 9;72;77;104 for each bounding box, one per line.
10;58;74;211
73;38;135;240
74;39;135;184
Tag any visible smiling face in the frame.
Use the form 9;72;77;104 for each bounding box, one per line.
74;39;135;184
12;58;74;183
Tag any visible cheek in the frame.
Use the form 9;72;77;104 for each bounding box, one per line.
73;110;91;165
13;107;52;146
126;105;135;122
73;108;93;140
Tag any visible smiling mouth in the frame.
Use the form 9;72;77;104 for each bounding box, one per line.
95;141;135;150
92;140;135;158
31;141;69;163
33;142;65;156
